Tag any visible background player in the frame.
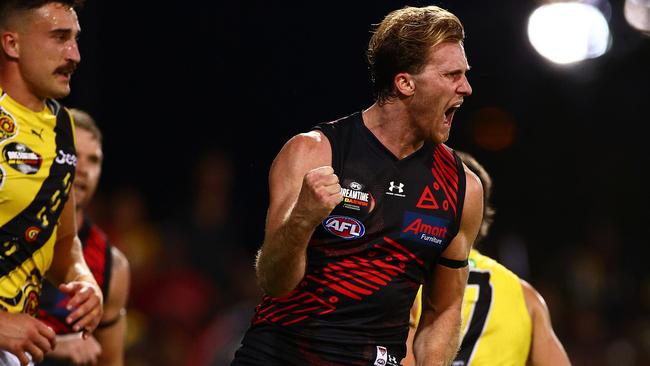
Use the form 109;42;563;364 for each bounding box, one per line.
0;1;103;365
403;151;571;366
36;109;130;366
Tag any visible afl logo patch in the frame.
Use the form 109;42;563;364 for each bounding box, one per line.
322;215;365;240
25;226;41;242
3;142;42;174
0;107;17;142
350;181;362;190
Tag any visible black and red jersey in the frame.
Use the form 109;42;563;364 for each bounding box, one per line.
233;112;466;365
37;216;112;334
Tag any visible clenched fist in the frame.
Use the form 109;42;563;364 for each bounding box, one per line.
292;166;343;228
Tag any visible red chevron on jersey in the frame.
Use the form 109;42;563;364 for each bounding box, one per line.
431;145;460;215
252;236;421;327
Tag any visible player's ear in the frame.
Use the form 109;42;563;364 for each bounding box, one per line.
0;31;20;59
394;72;416;97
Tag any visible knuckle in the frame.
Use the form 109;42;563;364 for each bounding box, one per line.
7;344;20;354
32;350;44;363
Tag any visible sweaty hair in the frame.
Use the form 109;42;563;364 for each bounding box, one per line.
367;6;465;105
456;151;494;245
70;108;102;145
0;0;84;29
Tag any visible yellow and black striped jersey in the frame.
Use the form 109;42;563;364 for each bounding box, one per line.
413;249;532;365
0;87;76;314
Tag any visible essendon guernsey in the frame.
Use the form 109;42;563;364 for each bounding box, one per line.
232;112;466;365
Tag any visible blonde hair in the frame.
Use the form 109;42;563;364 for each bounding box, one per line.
70;108;102;144
367;6;465;105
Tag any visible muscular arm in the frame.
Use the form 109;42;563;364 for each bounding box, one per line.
255;131;342;297
522;280;572;366
47;195;103;334
44;243;130;366
412;168;483;366
95;247;130;366
47;193;90;286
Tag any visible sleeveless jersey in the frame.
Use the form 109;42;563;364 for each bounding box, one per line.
413;249;532;365
233;111;466;365
0;88;76;315
37;217;113;334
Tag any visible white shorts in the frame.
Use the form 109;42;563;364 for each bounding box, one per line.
0;350;33;366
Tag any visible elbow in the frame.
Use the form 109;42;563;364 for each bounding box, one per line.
265;287;294;298
256;274;295;298
255;263;295;298
255;248;304;297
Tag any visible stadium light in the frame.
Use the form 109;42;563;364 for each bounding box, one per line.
624;0;650;35
527;2;611;64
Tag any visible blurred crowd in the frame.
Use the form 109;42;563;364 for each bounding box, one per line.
85;148;650;366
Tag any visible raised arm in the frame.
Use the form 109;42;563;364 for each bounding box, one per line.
413;167;483;366
255;131;342;297
522;280;572;366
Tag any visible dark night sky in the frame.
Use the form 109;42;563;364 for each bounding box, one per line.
64;1;650;267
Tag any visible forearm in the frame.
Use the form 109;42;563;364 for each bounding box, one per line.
48;237;95;287
413;308;462;366
256;212;317;297
96;318;127;366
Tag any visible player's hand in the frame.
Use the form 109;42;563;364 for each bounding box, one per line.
0;311;56;365
48;333;101;366
59;281;103;336
293;166;343;227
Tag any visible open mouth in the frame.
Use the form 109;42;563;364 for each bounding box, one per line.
55;64;76;80
444;106;459;125
55;71;72;82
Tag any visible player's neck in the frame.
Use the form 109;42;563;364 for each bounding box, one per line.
362;102;425;159
0;64;46;112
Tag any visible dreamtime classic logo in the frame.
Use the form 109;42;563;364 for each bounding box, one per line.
3;142;42;175
341;180;374;212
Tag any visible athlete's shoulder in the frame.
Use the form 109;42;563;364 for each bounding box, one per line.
519;278;548;316
314;111;362;129
110;245;130;272
282;130;331;158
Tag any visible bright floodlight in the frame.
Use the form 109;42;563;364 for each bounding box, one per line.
625;0;650;35
528;2;611;64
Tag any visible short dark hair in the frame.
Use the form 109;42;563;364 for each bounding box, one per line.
0;1;85;29
70;108;102;145
456;151;495;245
